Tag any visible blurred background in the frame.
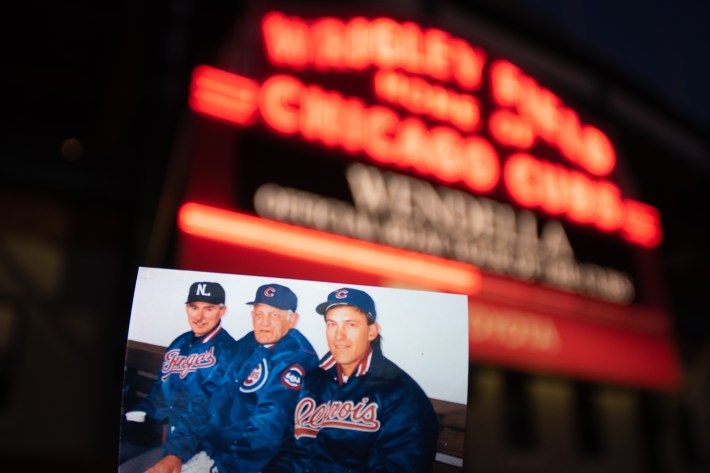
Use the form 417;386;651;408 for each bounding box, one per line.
2;0;708;471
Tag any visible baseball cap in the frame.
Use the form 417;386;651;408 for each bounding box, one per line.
185;282;226;305
246;284;298;311
316;287;377;321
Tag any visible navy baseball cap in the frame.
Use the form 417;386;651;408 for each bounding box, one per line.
186;282;226;305
316;287;377;321
247;284;298;311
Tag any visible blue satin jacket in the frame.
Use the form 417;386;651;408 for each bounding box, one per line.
265;347;439;473
132;323;237;444
164;328;319;473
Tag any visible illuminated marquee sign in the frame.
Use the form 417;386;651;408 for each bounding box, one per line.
178;7;680;392
186;10;666;304
189;11;662;250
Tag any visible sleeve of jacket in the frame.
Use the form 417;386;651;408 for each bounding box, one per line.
132;376;167;421
220;350;318;473
367;380;439;473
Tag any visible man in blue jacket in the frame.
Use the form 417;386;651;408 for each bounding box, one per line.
119;281;238;471
265;287;439;473
145;283;319;473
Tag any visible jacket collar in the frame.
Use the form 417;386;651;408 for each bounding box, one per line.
194;322;222;343
320;347;375;384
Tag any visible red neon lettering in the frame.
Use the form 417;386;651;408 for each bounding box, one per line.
581;125;616;176
259;74;502;193
400;22;425;74
503;153;655;240
259;75;302;134
300;85;344;148
451;94;480;132
369;18;402;69
311;17;348;71
449;38;486;91
504;153;542;208
460;137;500;193
188;65;659;248
345;17;371;69
621;200;663;248
260;12;486;91
539;162;571;216
490;60;616;177
262;12;310;69
188;66;259;126
488;109;535;149
363;106;399;163
595;181;625;232
373;70;481;132
423;28;451;81
490;60;521;108
557;107;584;166
389;116;430;172
429;127;462;182
566;170;597;225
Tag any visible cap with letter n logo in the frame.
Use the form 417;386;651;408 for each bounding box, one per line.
186;282;226;305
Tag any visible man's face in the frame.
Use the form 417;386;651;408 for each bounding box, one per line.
251;303;298;344
186;302;226;337
325;305;379;377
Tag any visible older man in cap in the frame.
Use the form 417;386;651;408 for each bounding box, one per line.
265;287;439;473
145;283;319;473
119;281;238;471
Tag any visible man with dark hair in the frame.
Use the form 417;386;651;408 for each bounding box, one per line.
120;281;237;472
145;283;319;473
266;287;438;473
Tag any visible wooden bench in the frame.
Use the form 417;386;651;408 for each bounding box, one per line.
122;340;467;471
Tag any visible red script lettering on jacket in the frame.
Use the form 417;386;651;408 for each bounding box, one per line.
294;396;381;438
161;347;217;380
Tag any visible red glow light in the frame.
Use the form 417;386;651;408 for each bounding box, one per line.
490;60;616;177
189;65;259;126
187;65;661;249
261;11;487;91
621;200;664;248
178;202;482;295
374;70;481;132
503;153;634;233
256;74;500;193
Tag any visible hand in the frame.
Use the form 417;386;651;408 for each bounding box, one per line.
144;454;182;473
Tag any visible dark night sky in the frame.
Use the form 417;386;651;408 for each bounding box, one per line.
511;0;710;357
518;0;710;134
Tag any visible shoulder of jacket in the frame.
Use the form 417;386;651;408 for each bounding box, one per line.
167;331;193;347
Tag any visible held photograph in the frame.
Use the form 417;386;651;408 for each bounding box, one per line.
119;267;469;473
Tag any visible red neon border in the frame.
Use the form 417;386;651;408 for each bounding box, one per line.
178;202;482;295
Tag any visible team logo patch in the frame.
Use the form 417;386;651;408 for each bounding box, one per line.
281;364;305;390
294;396;381;439
160;347;216;381
335;289;348;299
264;286;276;297
240;358;269;393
